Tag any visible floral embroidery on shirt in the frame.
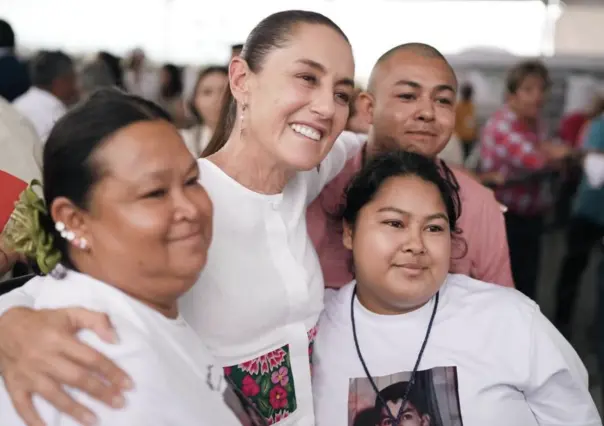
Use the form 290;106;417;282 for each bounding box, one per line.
224;345;297;423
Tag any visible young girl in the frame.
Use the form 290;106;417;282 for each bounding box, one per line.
312;150;600;426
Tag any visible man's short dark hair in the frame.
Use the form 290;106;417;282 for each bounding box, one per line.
376;42;448;67
0;19;15;49
368;43;455;94
506;59;550;95
30;50;74;88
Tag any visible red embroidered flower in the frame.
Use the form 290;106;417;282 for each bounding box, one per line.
269;385;288;410
263;348;287;373
274;410;289;422
241;375;260;397
239;348;287;375
307;325;318;342
223;366;232;377
268;410;290;424
239;358;260;375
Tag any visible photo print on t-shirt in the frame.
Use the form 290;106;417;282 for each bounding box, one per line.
348;366;463;426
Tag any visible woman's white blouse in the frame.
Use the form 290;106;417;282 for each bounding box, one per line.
179;131;364;425
0;131;364;426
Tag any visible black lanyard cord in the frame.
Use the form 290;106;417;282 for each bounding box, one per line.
350;286;439;425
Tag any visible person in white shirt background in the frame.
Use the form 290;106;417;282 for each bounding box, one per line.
180;65;228;158
312;150;601;425
123;48;160;103
0;10;362;426
13;51;80;143
0;89;246;426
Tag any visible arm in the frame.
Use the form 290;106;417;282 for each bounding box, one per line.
525;309;600;425
0;306;128;426
317;131;365;189
471;195;515;288
31;326;241;426
30;330;181;426
0;241;20;277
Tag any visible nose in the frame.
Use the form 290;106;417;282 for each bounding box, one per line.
415;95;435;122
310;85;336;119
173;189;202;222
400;226;425;255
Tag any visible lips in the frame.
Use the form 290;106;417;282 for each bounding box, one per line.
168;229;204;243
406;130;437;138
394;262;427;277
396;263;425;270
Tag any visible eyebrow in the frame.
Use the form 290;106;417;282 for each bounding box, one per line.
402;407;417;415
295;58;355;88
377;206;448;222
141;159;199;181
394;79;456;94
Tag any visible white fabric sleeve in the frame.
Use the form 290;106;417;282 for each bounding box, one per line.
584;153;604;189
29;327;238;426
29;329;163;425
525;309;601;425
316;131;365;190
0;276;45;316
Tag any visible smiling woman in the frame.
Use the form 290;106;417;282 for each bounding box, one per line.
0;89;242;425
0;10;363;426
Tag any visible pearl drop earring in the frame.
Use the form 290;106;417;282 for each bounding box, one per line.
76;237;88;250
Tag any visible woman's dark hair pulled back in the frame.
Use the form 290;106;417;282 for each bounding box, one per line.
202;9;349;158
41;88;171;269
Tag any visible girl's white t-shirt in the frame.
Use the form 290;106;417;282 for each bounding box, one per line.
312;274;601;426
0;271;243;425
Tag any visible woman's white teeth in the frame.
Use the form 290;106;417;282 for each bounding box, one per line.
290;124;321;141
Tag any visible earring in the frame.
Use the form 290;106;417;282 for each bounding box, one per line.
56;221;87;249
74;237;89;250
240;103;247;123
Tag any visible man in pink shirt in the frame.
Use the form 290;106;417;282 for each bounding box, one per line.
307;43;514;289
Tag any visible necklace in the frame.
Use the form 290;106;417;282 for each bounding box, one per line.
350;287;439;424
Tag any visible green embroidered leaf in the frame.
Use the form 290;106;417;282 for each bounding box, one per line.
258;397;271;414
261;376;271;396
285;383;293;393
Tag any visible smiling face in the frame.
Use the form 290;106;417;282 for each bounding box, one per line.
344;174;451;315
60;120;213;312
365;50;457;158
236;22;355;172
